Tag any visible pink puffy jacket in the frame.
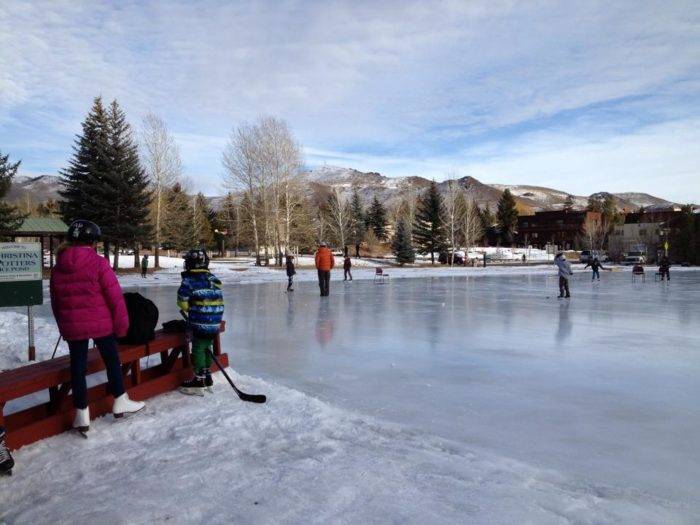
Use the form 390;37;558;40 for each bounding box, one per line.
50;246;129;341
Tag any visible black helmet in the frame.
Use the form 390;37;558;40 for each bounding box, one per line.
67;220;101;243
184;249;209;270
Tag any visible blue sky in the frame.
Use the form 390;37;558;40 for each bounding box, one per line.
1;0;699;202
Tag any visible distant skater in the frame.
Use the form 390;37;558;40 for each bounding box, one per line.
584;256;605;281
314;241;335;297
141;254;149;278
659;255;670;281
554;251;573;298
286;255;296;291
343;255;353;281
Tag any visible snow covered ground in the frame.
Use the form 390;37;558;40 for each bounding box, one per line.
1;373;689;524
2;267;700;523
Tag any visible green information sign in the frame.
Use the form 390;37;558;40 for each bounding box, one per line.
0;242;44;307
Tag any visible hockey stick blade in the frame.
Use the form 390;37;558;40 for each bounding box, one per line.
207;348;267;404
179;310;267;403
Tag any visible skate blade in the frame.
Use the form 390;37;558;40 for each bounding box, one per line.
1;469;12;476
113;404;146;419
73;428;89;439
178;387;205;397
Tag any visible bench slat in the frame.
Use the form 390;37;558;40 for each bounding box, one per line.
0;323;225;400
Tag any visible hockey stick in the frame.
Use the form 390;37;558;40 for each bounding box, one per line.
206;348;266;404
179;311;266;404
51;335;62;359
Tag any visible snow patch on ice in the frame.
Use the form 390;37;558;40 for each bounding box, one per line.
0;372;687;524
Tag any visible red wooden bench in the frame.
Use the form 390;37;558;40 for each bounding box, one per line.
0;322;227;450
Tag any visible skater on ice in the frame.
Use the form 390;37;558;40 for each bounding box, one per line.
286;254;296;291
314;241;334;297
659;254;671;281
343;255;353;281
50;220;145;434
554;251;573;298
140;253;149;278
583;256;606;281
177;249;225;396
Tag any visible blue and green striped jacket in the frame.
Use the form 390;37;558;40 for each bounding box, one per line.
177;269;224;337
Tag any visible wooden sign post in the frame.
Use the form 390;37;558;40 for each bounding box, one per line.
0;242;44;361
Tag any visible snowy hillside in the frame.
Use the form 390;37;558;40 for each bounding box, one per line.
491;183;588;210
6;175;63;202
306;167;680;212
614;192;677;209
7;169;681;213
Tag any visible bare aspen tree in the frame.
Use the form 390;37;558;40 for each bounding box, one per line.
256;117;304;265
315;205;329;245
442;179;462;266
140;112;182;267
223;123;264;265
327;187;351;249
397;180;419;234
582;216;606;251
458;191;482;261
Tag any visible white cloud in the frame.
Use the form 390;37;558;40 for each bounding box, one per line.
1;0;699;200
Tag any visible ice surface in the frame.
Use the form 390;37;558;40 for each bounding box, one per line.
2;269;699;522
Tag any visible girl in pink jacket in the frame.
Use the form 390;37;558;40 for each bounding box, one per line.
50;220;144;433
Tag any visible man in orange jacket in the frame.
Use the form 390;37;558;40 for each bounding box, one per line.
314;241;335;297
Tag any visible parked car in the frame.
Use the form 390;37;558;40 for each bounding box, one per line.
580;250;594;264
438;251;465;265
580;250;609;263
623;251;646;265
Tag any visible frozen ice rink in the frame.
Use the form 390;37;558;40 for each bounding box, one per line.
3;269;699;522
138;269;700;506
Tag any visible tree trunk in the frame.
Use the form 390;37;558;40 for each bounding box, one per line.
113;243;120;270
103;240;110;261
155;184;162;269
133;243;140;268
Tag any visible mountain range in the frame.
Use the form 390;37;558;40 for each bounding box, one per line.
8;168;681;214
306;166;679;213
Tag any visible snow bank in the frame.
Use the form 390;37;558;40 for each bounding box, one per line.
0;311;66;371
0;372;686;524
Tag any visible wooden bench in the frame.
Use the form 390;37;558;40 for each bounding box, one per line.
0;323;227;450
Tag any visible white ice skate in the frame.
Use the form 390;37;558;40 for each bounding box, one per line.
113;393;145;419
73;407;90;434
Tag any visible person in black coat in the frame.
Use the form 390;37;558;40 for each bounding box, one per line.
343;256;353;281
659;254;671;281
584;256;605;281
286;255;296;291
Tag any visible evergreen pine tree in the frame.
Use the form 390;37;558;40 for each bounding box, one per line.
191;192;214;248
413;181;447;264
479;204;496;246
100;100;152;269
349;188;366;256
0;150;25;232
563;194;574;212
366;196;388;240
162;183;192;251
496;188;518;245
587;195;603;212
392;217;415;265
59;97;111;230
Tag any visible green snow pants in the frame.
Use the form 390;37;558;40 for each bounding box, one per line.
191;337;214;372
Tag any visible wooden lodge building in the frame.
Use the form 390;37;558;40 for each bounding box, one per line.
516;210;602;250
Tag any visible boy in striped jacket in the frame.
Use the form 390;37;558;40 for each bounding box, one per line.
177;249;225;396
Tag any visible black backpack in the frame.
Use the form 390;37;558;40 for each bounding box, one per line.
118;292;159;345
